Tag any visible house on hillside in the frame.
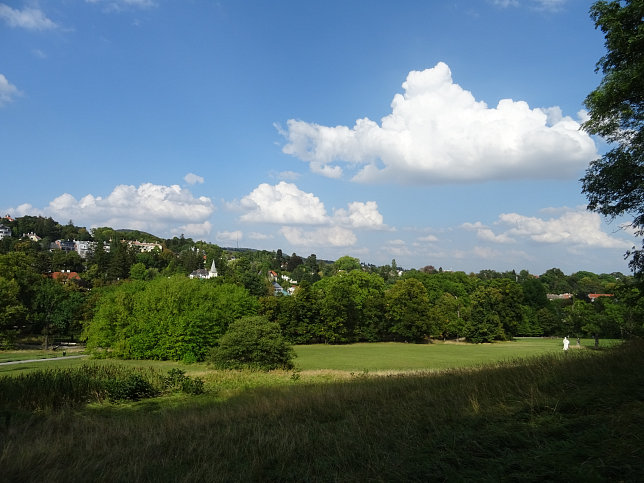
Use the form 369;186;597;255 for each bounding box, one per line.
189;260;218;279
272;282;289;296
51;270;81;284
588;293;614;302
0;225;11;240
23;232;41;242
50;240;75;252
546;293;573;301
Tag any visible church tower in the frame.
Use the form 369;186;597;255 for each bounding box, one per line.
209;259;218;278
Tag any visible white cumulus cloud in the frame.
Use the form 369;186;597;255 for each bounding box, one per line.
44;183;214;233
240;182;329;225
281;62;596;185
0;74;20;107
0;4;58;30
333;201;387;229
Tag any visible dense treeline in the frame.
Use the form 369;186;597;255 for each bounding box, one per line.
1;215;643;358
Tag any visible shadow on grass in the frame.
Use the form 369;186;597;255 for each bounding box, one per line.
1;340;642;481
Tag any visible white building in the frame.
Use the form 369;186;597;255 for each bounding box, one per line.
189;260;218;279
0;225;11;240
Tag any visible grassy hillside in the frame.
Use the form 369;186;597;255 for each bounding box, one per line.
1;341;642;481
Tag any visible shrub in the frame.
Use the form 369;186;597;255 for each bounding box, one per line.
163;368;205;395
208;316;295;371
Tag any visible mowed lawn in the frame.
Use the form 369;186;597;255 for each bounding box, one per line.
0;337;621;377
293;337;620;371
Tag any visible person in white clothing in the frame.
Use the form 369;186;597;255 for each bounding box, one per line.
563;336;570;351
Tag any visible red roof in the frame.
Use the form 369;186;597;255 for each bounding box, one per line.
51;271;81;281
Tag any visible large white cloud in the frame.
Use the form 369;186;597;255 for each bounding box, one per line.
239;182;388;230
467;209;632;249
44;183;214;234
0;74;20;107
333;201;387;229
240;182;329;224
0;4;58;30
281;62;597;184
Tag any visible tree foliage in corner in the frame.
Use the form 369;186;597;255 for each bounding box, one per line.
582;0;644;273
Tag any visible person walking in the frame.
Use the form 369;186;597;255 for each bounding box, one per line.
563;336;570;352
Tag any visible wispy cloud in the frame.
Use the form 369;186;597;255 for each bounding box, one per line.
184;173;205;185
465;208;632;249
85;0;157;13
0;4;58;30
0;74;20;107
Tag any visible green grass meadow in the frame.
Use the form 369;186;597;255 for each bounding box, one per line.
0;338;641;481
293;337;615;371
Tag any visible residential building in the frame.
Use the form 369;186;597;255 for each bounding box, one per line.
23;232;41;242
0;225;11;240
50;240;76;252
128;240;163;253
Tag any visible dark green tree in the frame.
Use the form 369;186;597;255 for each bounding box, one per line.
385;278;432;342
581;0;644;273
208;315;294;370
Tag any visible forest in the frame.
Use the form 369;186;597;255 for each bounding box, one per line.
1;215;642;360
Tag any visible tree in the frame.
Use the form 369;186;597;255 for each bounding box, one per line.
581;0;644;273
208;315;294;370
0;276;26;348
314;270;385;343
385;278;432;342
333;255;361;273
85;277;259;361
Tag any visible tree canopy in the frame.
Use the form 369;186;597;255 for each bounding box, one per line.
582;0;644;273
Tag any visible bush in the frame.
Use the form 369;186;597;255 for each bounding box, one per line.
208;316;295;370
163;368;205;395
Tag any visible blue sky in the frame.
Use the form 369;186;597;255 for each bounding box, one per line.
0;0;637;274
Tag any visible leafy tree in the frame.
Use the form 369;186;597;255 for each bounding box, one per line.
581;0;644;273
429;292;466;340
333;255;361;273
540;268;572;294
315;270;385;343
385;278;432;342
208;315;294;370
521;277;548;309
0;252;41;314
465;286;505;343
129;262;150;281
31;279;85;347
85;277;258;361
0;276;26;347
285;253;304;272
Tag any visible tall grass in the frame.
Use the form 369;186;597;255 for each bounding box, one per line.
0;364;203;413
1;341;642;481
